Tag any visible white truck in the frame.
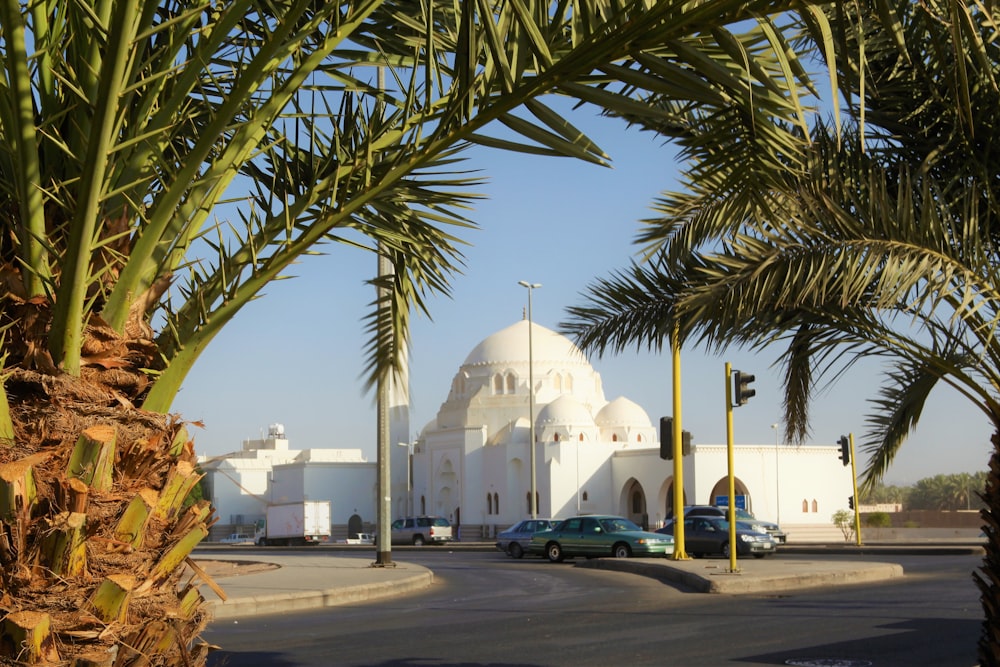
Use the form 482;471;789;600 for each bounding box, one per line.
255;501;331;546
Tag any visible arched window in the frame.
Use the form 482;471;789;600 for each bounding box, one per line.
802;499;808;512
553;374;563;393
420;496;426;514
506;373;516;393
637;434;642;443
612;434;618;442
554;433;559;442
565;375;574;391
493;493;499;513
631;491;643;514
487;494;493;514
579;433;584;441
581;491;589;502
812;499;818;513
493;374;503;393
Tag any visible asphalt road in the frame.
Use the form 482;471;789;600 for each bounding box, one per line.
204;550;983;666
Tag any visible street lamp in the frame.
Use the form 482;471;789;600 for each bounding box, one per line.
771;423;781;525
518;280;541;519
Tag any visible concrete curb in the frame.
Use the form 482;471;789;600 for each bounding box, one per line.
207;569;434;620
575;557;906;594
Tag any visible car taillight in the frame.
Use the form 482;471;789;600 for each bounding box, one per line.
429;527;436;536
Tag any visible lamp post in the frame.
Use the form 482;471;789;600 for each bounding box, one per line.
771;423;781;525
518;280;541;519
397;441;413;517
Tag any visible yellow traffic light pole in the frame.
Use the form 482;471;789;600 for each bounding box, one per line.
850;433;862;546
724;362;739;573
671;328;690;560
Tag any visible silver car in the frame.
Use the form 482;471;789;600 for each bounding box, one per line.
496;518;556;558
390;516;453;545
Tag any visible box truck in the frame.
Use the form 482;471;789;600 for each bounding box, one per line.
255;501;331;546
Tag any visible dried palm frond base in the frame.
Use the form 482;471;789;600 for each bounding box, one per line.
0;369;218;666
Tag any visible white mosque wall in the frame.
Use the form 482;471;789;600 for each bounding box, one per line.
612;447;677;528
545;440;618;519
688;444;855;528
202;458;271;527
269;460;377;531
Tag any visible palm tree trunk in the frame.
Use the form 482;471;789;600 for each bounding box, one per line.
0;393;215;667
976;428;1000;665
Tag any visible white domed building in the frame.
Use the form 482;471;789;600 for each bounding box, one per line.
407;319;854;541
411;319;666;534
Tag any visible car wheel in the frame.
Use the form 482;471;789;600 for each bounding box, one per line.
509;542;524;559
412;535;425;546
546;541;564;563
721;542;731;558
613;543;631;558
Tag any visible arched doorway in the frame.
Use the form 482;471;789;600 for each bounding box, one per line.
621;479;647;529
707;477;752;512
663;480;688;520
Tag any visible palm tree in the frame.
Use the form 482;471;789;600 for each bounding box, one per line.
0;0;819;663
560;0;1000;662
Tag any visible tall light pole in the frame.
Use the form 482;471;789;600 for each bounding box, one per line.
771;423;781;525
397;440;413;517
518;281;541;519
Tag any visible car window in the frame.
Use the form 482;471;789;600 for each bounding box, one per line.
562;518;583;532
391;520;402;529
581;518;601;533
602;517;641;533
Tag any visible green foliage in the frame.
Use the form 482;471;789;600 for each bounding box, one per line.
832;509;854;542
863;512;891;529
0;0;818;417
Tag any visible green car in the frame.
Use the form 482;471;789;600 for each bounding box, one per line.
527;515;675;562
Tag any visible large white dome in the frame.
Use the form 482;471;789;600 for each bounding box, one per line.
462;320;588;368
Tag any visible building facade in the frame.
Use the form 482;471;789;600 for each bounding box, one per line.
201;320;854;542
407;320;854;541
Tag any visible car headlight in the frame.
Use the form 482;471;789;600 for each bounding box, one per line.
739;534;755;543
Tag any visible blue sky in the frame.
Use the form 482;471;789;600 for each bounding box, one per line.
173;102;993;487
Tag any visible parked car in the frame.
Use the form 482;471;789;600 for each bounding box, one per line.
677;505;787;544
496;518;556;558
220;533;254;545
657;516;776;558
390;516;454;545
527;515;674;562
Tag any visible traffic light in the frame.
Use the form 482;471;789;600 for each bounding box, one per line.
838;435;850;466
659;417;692;460
659;417;673;460
734;370;756;406
848;495;855;510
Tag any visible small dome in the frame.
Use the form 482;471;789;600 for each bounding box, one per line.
462;320;588;368
535;395;595;429
595;397;652;428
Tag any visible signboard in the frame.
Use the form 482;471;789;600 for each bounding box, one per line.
714;494;748;510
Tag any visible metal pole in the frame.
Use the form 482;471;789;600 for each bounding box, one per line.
725;362;739;573
375;249;393;566
849;433;862;546
772;423;781;526
671;326;689;560
519;281;541;519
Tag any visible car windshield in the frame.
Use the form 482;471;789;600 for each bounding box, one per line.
599;517;642;533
